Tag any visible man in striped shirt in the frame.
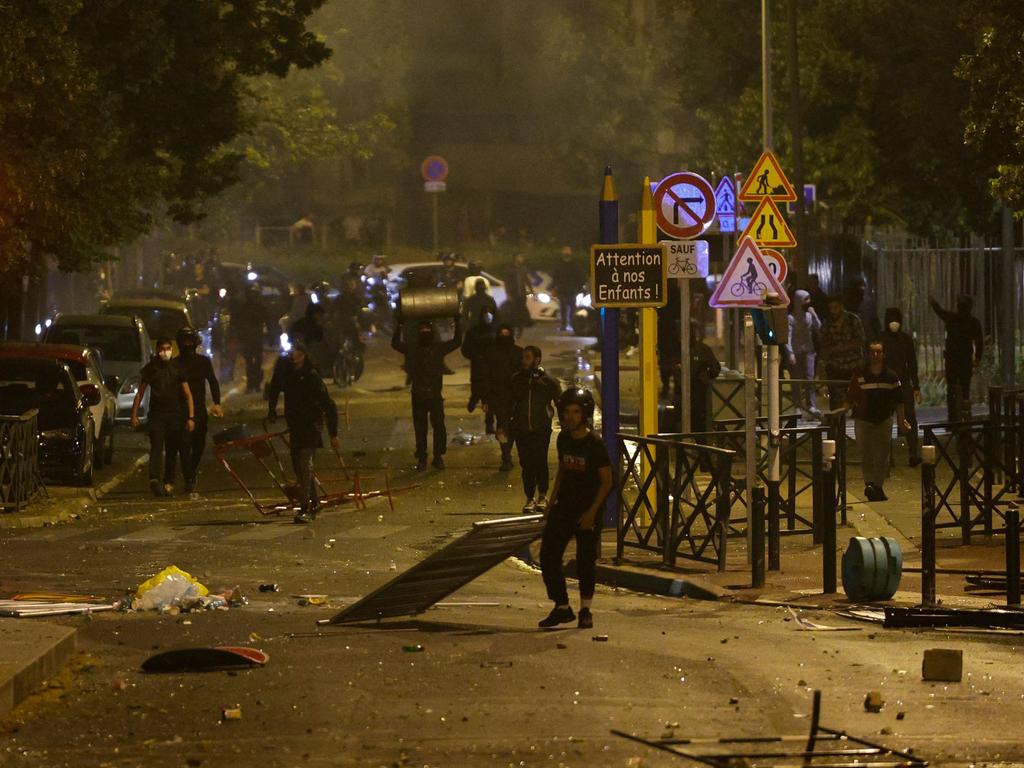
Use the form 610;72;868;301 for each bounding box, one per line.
846;342;910;502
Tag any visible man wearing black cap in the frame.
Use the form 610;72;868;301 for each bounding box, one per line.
267;343;339;523
391;315;462;470
175;327;223;492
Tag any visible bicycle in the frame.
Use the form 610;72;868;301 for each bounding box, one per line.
667;258;697;276
730;280;766;298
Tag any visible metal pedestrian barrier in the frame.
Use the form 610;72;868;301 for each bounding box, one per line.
616;434;735;569
0;409;43;513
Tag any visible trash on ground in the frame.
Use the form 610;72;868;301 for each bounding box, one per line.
922;648;963;682
134;566;209;611
433;601;501;608
221;707;243;721
0;598;114;618
884;605;1024;631
402;644;425;653
258;584;279;593
864;691;885;712
592;634;609;642
480;661;512;668
12;592;108;603
297;595;327;606
788;607;862;632
142;646;269;673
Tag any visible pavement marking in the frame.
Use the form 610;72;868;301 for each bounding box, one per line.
113;525;193;542
223;524;301;542
337;524;408;539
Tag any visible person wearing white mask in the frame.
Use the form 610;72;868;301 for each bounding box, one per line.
881;307;921;466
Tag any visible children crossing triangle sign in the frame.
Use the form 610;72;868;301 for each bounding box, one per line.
739;197;797;248
709;237;790;309
738;150;797;203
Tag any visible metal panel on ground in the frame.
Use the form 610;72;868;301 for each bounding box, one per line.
328;515;544;625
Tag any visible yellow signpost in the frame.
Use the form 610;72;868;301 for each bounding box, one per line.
638;178;658;521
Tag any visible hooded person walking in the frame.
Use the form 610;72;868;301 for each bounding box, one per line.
787;289;822;416
929;294;983;421
881;307;921;466
480;324;523;471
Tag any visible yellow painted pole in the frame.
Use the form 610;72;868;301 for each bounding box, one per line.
639;178;659;526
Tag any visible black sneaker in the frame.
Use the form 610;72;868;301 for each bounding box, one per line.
864;484;878;502
538;606;576;628
432;456;445;470
578;608;593;629
876;485;889;501
293;511;313;524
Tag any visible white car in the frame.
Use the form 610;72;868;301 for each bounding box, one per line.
385;261;559;322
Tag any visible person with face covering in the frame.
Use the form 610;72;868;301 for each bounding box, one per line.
510;345;561;511
460;310;496;433
818;296;866;410
174;327;223;491
462;278;498;331
787;289;822;415
391;315;463;470
881;308;921;465
267;342;339;523
480;324;524;471
131;337;195;497
929;294;984;421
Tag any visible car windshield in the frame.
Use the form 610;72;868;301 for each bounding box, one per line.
0;359;74;414
47;325;142;363
399;265;467;288
104;307;187;342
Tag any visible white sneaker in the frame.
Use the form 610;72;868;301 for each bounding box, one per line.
521;499;536;513
535;496;548;512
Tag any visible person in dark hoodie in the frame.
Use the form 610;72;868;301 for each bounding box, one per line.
460;310;495;433
881;307;921;466
391;315;462;470
174;326;223;492
510;345;561;512
267;342;339;523
929;294;984;421
480;324;524;471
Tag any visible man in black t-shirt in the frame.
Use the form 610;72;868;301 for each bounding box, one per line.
175;327;223;493
131;337;196;497
538;387;613;630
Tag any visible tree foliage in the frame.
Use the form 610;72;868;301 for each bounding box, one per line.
0;0;329;273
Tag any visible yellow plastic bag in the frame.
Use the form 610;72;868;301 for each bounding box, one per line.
135;565;209;599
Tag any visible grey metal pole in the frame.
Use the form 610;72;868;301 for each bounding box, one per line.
1001;203;1016;386
681;279;692;435
762;0;773;151
767;343;781;570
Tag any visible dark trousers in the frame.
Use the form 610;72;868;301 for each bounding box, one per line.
515;430;552;499
946;367;972;422
242;340;263;393
412;396;446;461
557;293;574;330
183;410;208;482
290;446;317;513
540;511;599;604
148;413;189;485
901;387;919;462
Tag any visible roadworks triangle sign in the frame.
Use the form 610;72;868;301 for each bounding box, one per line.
739;197;797;248
709;237;790;309
738;150;797;202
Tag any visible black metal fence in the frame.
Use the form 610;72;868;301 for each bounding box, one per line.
711;377;851;422
615;434;735;569
0;409;43;513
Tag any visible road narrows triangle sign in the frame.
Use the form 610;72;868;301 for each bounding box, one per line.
739;197;797;248
709;237;790;309
738;151;797;203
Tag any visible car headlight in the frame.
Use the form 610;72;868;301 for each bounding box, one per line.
575;292;592;308
536;292;551;304
280;333;292;352
120;377;140;396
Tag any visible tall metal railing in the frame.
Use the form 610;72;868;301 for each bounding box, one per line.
0;409;43;512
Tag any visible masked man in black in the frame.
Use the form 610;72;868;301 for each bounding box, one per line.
391;315;462;470
510;345;561;511
175;327;223;492
480;324;523;471
267;343;339;523
929;294;984;421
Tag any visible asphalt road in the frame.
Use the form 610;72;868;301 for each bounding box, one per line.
2;328;1022;767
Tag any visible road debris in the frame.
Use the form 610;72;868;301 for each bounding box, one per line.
142;646;269;673
258;584;279;593
221;707;243;721
402;644;425;653
0;598;114;618
864;691;885;712
787;607;862;631
922;648;963;682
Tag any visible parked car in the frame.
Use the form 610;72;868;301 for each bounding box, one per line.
0;342;117;468
41;314;152;425
0;356;97;485
385;261;559;323
100;296;211;356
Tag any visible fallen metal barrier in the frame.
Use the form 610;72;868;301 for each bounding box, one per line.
0;409;43;513
616;434;735;569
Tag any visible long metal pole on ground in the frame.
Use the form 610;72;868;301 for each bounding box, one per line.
599;167;620;529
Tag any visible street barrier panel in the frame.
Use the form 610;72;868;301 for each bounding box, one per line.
0;409;43;513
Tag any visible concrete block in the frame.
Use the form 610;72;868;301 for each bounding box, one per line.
922;648;962;682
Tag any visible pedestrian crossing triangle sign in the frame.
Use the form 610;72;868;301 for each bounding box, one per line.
709;237;790;309
739;197;797;248
738;150;797;203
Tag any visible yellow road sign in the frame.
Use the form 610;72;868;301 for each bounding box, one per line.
738;150;797;203
739;198;797;248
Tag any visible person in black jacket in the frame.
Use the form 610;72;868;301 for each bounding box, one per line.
391;315;462;470
460;311;495;433
131;337;196;497
175;327;223;492
480;324;523;471
510;345;561;511
231;284;268;393
267;343;339;523
881;307;921;466
670;326;721;433
929;294;984;421
552;246;583;332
